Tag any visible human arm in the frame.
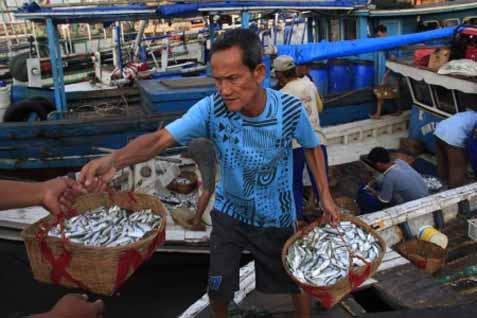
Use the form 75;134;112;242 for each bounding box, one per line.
0;178;85;215
30;294;103;318
80;97;211;188
377;176;393;204
304;147;340;224
188;190;212;231
293;104;340;224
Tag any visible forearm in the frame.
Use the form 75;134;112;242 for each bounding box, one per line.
304;147;331;198
112;129;176;170
194;191;212;221
0;180;44;210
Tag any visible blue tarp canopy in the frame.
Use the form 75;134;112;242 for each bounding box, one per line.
277;26;458;63
158;1;367;17
15;1;367;22
14;2;158;23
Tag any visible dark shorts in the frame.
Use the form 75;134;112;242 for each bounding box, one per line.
207;210;300;303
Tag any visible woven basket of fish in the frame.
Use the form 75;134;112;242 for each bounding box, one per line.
282;214;386;308
397;239;447;274
21;191;167;295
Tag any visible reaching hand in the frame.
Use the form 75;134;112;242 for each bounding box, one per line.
35;294;104;318
41;177;86;215
320;193;341;226
79;155;116;192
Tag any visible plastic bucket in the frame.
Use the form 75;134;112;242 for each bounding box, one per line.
418;225;448;249
309;63;328;96
352;60;374;89
0;81;11;122
328;59;353;94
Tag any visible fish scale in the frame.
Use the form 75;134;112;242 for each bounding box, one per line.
286;221;381;287
48;205;162;247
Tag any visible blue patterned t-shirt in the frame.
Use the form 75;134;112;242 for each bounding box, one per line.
166;88;320;228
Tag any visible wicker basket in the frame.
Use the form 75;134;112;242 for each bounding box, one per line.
397;239;447;274
21;192;167;295
167;171;198;194
282;214;386;308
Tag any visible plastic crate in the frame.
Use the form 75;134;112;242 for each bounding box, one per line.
468;218;477;241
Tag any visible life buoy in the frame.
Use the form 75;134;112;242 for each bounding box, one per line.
3;97;55;122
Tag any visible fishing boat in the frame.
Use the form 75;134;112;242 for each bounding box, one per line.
0;0;476;259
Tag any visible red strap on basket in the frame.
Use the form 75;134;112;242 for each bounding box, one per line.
36;208;88;290
127;192;138;204
115;229;166;289
349;262;371;289
301;285;335;309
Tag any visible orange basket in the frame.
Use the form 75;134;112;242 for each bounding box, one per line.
21;192;167;295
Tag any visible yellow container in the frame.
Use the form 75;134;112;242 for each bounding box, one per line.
418;225;448;249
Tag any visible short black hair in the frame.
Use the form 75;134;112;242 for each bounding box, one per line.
210;28;263;71
368;147;390;165
375;25;387;34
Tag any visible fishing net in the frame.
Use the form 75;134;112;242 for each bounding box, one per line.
21;191;167;295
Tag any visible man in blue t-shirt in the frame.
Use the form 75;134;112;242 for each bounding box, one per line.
79;29;340;318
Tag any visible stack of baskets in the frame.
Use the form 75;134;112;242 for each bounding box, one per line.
282;214;386;308
22;192;167;295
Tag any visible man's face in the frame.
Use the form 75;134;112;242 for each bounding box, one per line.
376;31;387;38
211;46;265;112
296;64;310;78
275;71;287;86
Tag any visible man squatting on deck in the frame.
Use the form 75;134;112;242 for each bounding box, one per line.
80;29;340;318
1;178;104;318
365;147;428;209
272;55;328;225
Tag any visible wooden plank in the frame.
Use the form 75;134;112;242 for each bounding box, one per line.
360;182;477;232
373;263;469;309
362;303;477;318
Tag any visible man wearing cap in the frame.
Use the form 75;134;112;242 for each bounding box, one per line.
80;29;340;318
273;55;327;224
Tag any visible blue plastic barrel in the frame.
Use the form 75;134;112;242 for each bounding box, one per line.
352;60;375;89
328;59;353;93
309;63;328;96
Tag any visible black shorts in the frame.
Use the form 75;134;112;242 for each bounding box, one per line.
207;210;300;303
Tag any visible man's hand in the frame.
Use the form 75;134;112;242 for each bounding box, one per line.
79;155;116;192
187;218;206;232
41;177;86;215
320;193;341;226
32;294;104;318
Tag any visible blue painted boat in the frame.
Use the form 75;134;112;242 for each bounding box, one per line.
3;0;476;176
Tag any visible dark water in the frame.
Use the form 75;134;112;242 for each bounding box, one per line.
0;240;210;317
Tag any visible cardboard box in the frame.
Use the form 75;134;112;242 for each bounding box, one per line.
428;47;450;71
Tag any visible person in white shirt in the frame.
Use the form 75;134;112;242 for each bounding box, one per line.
273;55;327;223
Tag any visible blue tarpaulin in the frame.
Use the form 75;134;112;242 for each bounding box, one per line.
277;26;459;63
158;1;367;17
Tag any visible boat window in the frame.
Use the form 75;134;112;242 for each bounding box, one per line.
463;17;477;25
443;19;460;27
343;18;357;40
455;91;477;112
410;79;433;106
432;86;457;115
329;18;340;42
423;20;441;30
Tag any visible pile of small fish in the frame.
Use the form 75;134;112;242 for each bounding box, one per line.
48;205;162;247
174;176;193;185
422;175;443;191
155;190;198;210
286;221;381;287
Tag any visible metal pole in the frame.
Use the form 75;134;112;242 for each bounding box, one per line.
132;19;147;61
46;18;67;114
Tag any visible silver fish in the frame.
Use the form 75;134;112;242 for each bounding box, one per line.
48;205;162;248
286;221;382;287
